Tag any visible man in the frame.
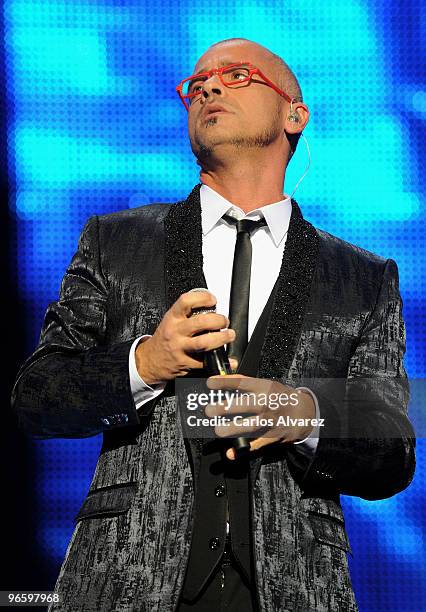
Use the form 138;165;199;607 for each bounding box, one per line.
11;38;415;611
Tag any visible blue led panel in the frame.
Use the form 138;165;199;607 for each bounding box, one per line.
5;1;425;610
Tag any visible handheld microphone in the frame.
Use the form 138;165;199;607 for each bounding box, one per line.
189;288;232;375
189;288;250;457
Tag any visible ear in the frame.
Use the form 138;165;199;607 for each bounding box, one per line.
284;101;310;134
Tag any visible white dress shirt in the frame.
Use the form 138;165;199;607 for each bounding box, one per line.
128;183;320;453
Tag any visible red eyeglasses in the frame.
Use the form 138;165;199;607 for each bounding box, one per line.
176;61;293;111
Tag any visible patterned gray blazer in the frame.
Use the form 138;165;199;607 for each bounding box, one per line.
11;185;415;612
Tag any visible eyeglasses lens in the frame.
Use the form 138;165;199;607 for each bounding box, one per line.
181;66;252;105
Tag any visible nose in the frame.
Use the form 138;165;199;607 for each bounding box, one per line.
201;73;224;100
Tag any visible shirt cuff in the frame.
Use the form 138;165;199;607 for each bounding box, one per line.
292;387;320;456
129;335;167;410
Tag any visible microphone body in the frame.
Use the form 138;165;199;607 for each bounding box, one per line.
203;346;232;376
189;288;250;457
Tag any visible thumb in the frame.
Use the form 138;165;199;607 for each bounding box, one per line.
229;358;239;372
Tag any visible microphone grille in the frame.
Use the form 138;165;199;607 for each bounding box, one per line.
188;287;216;316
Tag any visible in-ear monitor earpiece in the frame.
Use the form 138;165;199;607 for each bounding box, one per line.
288;100;301;123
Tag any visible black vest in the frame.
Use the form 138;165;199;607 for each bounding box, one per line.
180;280;279;601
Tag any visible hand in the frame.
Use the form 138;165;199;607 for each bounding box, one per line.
205;375;316;460
135;290;237;384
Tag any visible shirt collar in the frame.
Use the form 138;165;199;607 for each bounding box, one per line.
200;184;292;247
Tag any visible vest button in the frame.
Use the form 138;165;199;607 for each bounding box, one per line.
214;484;225;497
209;537;220;550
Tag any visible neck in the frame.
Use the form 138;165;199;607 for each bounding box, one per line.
198;146;289;213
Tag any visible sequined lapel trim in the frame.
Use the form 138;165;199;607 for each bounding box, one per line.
164;183;207;308
257;199;320;381
164;184;207;454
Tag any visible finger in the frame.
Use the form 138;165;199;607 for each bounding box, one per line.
249;433;285;452
229;358;238;372
174;290;217;318
225;442;257;461
205;397;263;417
206;374;253;391
186;312;229;336
226;447;237;460
185;329;235;353
214;420;266;438
225;434;284;461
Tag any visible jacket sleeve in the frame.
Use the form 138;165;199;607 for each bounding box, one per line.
287;258;416;500
11;215;146;439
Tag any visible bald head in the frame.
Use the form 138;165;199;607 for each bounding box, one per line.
207;38;303;103
188;38;308;166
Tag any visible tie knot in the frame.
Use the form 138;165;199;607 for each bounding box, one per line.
223;214;267;235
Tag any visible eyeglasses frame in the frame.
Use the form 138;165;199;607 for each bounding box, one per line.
176;61;293;111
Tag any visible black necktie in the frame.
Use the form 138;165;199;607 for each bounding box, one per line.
223;214;268;364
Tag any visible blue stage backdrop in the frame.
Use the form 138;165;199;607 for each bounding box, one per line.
5;1;425;610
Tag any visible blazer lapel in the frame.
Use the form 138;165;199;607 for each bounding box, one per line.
258;198;320;380
164;184;208;468
164;183;207;307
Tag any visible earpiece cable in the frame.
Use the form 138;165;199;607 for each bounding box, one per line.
289;133;311;199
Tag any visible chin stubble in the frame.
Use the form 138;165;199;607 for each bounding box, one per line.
194;107;282;161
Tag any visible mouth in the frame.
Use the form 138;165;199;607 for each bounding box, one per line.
202;105;230;120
